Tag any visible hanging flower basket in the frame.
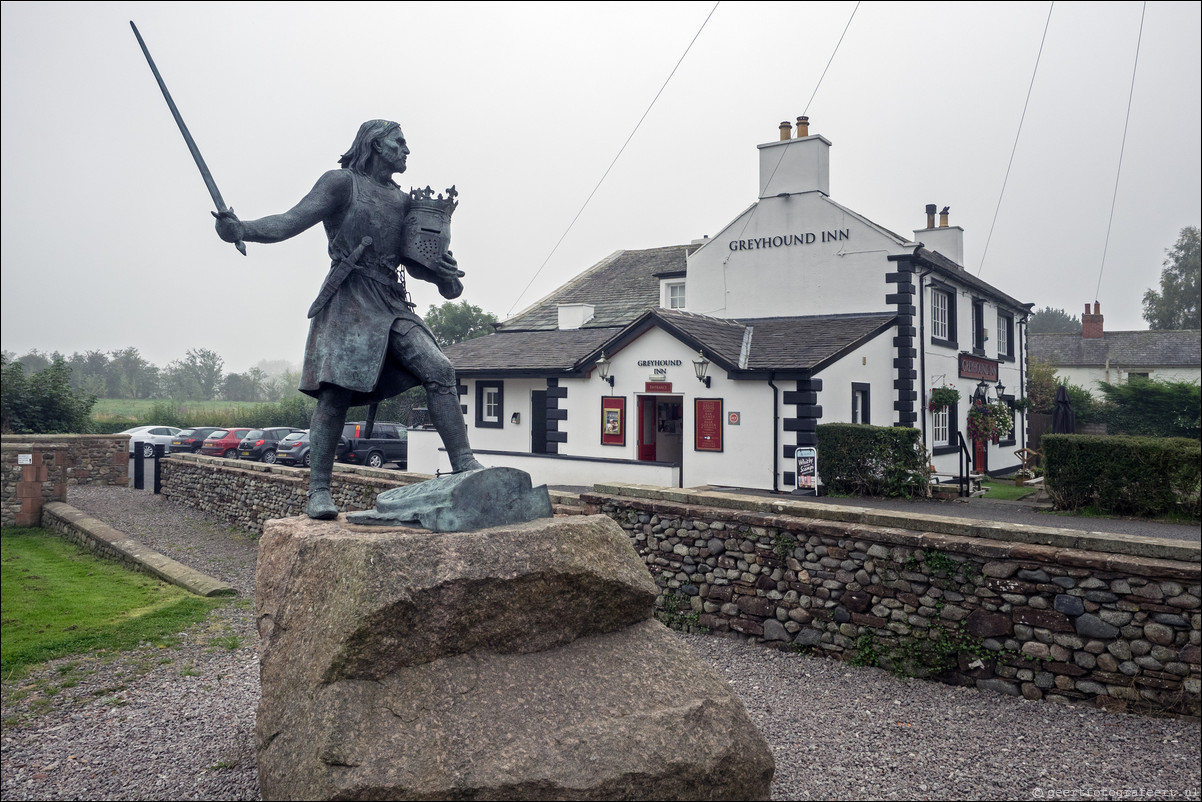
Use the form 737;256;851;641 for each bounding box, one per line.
966;399;1014;442
928;385;960;412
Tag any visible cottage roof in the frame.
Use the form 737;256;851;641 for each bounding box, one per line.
500;244;697;331
1028;330;1202;368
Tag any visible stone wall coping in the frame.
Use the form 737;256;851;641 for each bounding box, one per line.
42;501;236;597
585;483;1202;567
2;434;126;445
1;442;72;451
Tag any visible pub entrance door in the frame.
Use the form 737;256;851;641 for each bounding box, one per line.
637;395;683;463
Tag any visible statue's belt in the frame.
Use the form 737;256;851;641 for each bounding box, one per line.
307;237;414;318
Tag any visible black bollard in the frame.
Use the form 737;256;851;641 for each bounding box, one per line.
133;442;145;490
154;443;164;494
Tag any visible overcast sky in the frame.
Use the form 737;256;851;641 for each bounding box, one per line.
3;1;1199;374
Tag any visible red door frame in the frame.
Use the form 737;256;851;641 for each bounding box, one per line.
637;395;657;461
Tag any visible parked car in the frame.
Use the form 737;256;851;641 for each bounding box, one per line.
238;427;303;463
120;425;181;458
274;430;312;467
199;428;253;459
169;426;224;453
337;420;408;468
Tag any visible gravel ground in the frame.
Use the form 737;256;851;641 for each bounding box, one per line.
2;486;1199;802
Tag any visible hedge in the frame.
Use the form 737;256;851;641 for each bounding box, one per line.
1042;434;1201;518
815;424;927;498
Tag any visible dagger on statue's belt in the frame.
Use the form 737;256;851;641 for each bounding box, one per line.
307;237;375;319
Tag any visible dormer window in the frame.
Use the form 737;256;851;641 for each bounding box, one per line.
666;281;686;309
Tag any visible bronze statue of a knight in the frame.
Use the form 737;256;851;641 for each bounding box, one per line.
214;120;483;519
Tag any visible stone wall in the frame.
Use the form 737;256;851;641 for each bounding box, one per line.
1;435;127;527
161;453;429;533
581;484;1202;718
160;454;593;534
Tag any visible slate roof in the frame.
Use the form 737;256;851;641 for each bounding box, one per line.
500;244;697;331
1028;330;1202;368
443;327;621;375
447;307;897;377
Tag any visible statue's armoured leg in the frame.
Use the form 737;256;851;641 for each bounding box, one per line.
389;321;483;473
426;382;484;473
307;385;352;519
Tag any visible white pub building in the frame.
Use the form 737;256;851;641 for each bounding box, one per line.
410;118;1032;492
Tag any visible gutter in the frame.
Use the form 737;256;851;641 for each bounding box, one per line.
768;372;779;493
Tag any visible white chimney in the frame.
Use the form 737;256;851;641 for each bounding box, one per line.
557;303;594;330
757;116;830;198
914;204;965;267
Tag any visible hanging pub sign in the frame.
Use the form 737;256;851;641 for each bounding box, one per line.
600;397;626;446
795;447;818;495
694;398;723;452
959;353;999;381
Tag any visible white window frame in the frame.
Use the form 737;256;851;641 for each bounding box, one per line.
996;313;1009;358
664;280;686;309
932;289;949;341
483;387;501;422
933;406;949;446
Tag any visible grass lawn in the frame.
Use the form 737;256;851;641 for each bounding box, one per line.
979;479;1038;501
1;528;224;680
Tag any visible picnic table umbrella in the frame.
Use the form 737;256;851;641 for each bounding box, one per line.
1052;384;1076;434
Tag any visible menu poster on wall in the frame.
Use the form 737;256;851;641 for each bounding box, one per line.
600;397;626;446
694;398;723;452
795;447;818;495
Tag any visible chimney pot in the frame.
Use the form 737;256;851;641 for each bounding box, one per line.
925;204;937;229
1082;301;1104;339
796;116;810;137
939;206;950;228
779;121;792;141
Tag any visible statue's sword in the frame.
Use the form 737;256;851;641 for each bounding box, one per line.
130;21;246;255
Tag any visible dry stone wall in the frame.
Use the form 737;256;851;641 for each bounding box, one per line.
161;453;427;533
582;485;1202;718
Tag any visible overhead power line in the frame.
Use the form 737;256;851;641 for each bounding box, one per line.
505;2;721;319
1094;1;1146;303
978;2;1055;277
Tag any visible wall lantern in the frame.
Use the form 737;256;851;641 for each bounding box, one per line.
510;412;520;425
995;380;1006;398
974;380;989;402
595;352;615;388
693;350;712;389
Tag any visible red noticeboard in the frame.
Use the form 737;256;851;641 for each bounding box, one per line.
645;382;673;393
694;398;723;452
601;397;626;446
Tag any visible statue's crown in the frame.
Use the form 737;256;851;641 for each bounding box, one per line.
408;185;458;217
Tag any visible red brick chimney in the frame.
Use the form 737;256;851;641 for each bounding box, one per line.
1082;302;1104;339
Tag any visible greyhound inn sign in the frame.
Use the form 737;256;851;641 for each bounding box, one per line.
728;228;850;251
958;353;999;382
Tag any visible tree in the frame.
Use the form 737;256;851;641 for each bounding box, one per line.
1027;307;1081;334
424;301;498;348
1096;378;1201;439
1142;225;1200;330
1026;360;1060;413
1;353;96;434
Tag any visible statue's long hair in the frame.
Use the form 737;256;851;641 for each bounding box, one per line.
338;120;400;175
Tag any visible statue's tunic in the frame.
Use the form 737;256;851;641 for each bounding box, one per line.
300;172;434;405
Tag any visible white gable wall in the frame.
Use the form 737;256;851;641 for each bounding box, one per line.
686;194;904;319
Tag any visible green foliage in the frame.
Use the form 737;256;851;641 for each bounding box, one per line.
1042;434;1201;518
928;384;961;410
772;534;797;562
1027;360;1059;414
1142;225;1200;330
655;591;705;632
1095;378;1201;439
1;528;223;678
1;353;96;434
1027;306;1081;334
815;424;928;498
848;632;880;667
424;300;498;348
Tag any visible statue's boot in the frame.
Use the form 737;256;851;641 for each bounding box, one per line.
306;389;349;520
427;387;484;473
